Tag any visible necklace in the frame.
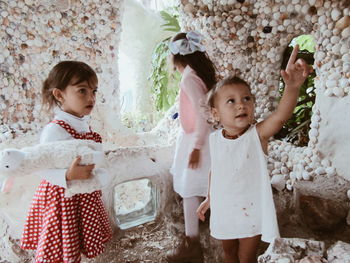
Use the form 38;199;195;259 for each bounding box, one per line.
222;125;250;140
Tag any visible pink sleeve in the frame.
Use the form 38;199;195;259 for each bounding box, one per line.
181;74;211;149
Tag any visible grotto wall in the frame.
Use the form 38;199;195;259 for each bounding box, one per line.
178;0;350;183
1;0;350;262
0;0;123;142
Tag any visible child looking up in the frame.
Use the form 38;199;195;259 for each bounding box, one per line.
197;45;310;263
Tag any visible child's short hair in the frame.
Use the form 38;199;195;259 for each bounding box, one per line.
42;61;97;110
207;76;251;108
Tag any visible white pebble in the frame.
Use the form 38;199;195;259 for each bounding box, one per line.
333;87;345;97
331;9;342;21
315;167;326;175
321;159;331;167
326;167;336;176
302;171;311;181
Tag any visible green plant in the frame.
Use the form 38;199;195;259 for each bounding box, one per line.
150;41;181;111
275;71;316;146
149;8;181;112
159;9;180;32
291;35;316;53
275;35;316;146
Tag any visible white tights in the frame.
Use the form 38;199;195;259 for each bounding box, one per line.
183;196;203;238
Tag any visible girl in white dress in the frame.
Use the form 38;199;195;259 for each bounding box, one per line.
197;45;311;263
167;32;216;263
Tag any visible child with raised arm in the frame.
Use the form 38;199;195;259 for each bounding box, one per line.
197;46;310;263
167;31;217;263
21;61;112;263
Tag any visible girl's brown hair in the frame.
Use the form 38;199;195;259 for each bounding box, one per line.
206;76;252;128
42;61;98;110
171;32;217;91
207;76;251;108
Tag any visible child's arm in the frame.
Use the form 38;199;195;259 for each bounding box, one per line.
182;73;211;169
257;45;311;146
197;171;211;221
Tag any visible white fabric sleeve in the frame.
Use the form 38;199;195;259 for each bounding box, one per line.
37;123;73;188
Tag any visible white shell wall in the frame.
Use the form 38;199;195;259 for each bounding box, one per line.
179;0;350;181
0;0;122;140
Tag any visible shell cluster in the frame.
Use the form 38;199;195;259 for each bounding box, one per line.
178;0;350;185
0;0;122;139
267;105;337;191
180;0;350;104
1;0;350;185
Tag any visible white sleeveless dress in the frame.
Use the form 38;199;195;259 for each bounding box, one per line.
209;125;279;242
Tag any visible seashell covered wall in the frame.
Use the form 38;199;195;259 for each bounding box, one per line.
179;0;350;184
1;0;350;193
0;0;122;140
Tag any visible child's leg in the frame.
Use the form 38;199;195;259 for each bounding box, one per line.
166;196;204;262
238;235;261;263
222;239;239;263
183;196;202;237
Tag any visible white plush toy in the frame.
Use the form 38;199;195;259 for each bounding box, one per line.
0;140;111;197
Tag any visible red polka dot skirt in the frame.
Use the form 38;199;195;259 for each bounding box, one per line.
21;120;112;263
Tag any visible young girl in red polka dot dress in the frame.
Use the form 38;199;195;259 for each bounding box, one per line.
21;61;112;263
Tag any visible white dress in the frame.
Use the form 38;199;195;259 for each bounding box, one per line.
170;66;211;198
209;125;280;242
171;130;211;198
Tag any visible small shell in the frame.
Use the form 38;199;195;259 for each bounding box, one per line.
335;16;350;31
290;172;296;181
321;159;331;167
331;9;342;21
271;174;286;191
326;167;336;176
324;88;334;97
326;79;337;88
302;171;311;181
342;27;350;38
310;121;319;129
304;148;313;157
296;172;303;180
311;115;321;123
281;167;289;174
309;128;319;138
315;167;326;175
333;87;345;97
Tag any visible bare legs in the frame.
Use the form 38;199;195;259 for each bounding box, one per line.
222;235;261;263
222;239;239;263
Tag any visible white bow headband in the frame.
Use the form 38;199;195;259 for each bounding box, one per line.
168;31;206;55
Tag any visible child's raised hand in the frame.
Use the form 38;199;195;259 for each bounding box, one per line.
281;45;311;89
66;156;95;181
196;197;210;222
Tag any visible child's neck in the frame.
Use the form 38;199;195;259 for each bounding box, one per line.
222;125;250;140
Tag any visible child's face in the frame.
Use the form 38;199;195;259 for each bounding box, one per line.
212;84;255;134
55;79;97;118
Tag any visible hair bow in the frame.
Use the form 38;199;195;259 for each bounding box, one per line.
169;31;206;55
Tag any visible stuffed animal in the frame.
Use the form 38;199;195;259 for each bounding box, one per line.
0;140;111;197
